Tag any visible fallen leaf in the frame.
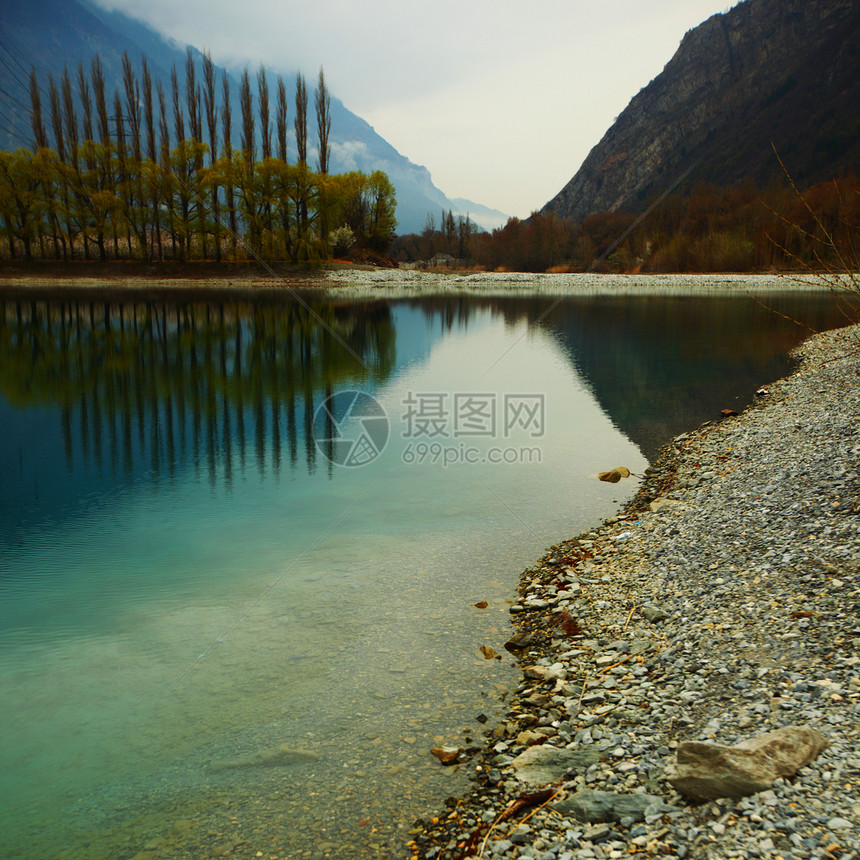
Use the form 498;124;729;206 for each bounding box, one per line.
358;817;369;827
479;645;497;659
720;408;739;418
473;600;488;609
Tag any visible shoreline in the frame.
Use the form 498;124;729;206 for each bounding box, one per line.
0;268;844;300
413;323;860;859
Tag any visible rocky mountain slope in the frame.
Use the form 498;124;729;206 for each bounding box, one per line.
0;0;507;233
543;0;860;222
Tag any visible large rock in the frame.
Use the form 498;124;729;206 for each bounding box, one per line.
510;744;603;785
553;789;670;823
665;726;828;800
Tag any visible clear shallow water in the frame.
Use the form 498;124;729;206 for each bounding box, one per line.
0;287;847;859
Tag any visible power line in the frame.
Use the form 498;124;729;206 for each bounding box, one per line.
0;44;34;96
0;121;32;149
0;82;31;114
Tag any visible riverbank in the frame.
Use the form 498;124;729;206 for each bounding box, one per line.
0;263;844;300
413;323;860;860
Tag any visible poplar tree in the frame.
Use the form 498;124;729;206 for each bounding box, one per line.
275;76;288;163
294;72;307;166
294;72;309;238
122;53;147;257
47;74;78;257
29;70;48;149
275;75;290;251
202;52;220;260
257;66;271;160
157;81;178;258
315;66;330;175
170;65;190;256
91;54;117;257
221;70;237;254
239;68;254;159
257;66;273;250
30;68;62;258
185;49;207;257
239;67;261;253
141;56;163;259
77;63;93;143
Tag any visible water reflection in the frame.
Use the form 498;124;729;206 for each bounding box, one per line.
529;291;847;458
0;295;395;541
0;289;847;542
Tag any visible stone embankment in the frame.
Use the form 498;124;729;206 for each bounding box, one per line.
413;324;860;860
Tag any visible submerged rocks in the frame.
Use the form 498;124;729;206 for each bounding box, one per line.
416;325;860;860
431;745;462;766
665;726;829;800
209;745;320;771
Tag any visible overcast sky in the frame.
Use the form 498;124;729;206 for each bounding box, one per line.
93;0;736;218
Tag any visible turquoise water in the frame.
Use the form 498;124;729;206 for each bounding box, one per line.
0;288;846;858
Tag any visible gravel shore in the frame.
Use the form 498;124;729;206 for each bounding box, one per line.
413;323;860;860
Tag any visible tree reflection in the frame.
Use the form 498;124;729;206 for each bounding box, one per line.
0;295;395;488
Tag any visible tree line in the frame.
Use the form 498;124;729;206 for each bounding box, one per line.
392;174;860;274
0;50;396;263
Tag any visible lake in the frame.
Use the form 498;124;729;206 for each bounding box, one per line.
0;283;847;859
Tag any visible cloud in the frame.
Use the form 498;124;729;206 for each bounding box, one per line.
90;0;737;216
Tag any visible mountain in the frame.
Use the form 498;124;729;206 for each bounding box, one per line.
543;0;860;223
0;0;508;234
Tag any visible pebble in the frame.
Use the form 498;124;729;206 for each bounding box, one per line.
414;324;860;859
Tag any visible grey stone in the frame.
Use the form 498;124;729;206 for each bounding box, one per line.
665;726;828;800
552;789;670;823
510;744;603;785
641;605;669;623
582;823;613;843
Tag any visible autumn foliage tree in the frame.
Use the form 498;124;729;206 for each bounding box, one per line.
0;52;397;264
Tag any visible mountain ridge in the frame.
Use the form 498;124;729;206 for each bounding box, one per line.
543;0;860;223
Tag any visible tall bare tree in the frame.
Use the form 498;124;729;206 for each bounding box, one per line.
239;68;254;160
294;72;307;166
30;68;61;257
142;56;163;259
77;63;93;143
276;76;288;163
202;52;220;260
91;56;110;146
171;65;185;145
91;54;117;256
257;66;271;160
122;53;147;257
221;70;237;254
158;81;178;258
315;66;330;175
170;65;191;255
29;70;48;149
184;49;207;257
185;48;202;143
